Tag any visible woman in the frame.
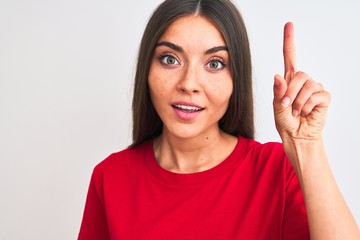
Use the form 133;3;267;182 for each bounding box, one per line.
79;0;359;239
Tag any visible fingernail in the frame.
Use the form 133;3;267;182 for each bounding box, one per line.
281;97;291;106
292;109;299;117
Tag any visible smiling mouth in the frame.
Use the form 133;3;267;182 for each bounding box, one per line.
172;104;204;112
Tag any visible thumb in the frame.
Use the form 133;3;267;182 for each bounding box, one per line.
273;74;290;111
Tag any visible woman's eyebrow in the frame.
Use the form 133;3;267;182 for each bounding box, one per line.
205;46;228;54
156;41;228;55
156;41;183;52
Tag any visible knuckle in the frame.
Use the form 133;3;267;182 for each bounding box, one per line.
307;95;316;105
305;79;325;92
318;82;324;89
295;71;308;79
306;79;317;88
324;91;332;103
301;108;311;116
292;98;305;111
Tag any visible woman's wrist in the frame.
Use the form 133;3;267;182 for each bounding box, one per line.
281;135;328;184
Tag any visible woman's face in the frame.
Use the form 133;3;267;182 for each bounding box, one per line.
148;15;233;139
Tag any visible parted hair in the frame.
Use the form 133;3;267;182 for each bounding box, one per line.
131;0;254;147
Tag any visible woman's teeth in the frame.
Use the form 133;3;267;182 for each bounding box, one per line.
173;104;203;112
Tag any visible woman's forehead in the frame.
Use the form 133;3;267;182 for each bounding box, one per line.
157;15;226;52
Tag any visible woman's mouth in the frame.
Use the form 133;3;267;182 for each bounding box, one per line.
172;104;204;112
171;103;205;121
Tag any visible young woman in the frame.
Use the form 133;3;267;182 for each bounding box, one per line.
79;0;359;239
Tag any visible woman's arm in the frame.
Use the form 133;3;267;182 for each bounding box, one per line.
273;22;360;240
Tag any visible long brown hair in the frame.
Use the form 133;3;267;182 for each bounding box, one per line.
131;0;253;147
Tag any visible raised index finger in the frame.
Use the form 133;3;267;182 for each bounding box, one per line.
283;22;297;82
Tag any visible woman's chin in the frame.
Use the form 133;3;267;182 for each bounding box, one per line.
162;124;219;141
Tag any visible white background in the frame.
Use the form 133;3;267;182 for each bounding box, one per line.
0;0;359;239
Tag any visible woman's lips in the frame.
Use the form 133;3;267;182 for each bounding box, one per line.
171;103;205;121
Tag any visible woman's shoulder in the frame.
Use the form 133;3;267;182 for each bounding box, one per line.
92;140;153;175
238;136;287;166
236;136;294;182
239;136;284;153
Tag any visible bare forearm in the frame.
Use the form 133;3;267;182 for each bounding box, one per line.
283;139;360;240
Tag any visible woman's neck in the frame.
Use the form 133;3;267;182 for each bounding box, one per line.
153;130;238;173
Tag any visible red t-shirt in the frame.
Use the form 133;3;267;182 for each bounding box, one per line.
78;136;309;239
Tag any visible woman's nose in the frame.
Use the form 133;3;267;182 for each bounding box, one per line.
177;65;201;94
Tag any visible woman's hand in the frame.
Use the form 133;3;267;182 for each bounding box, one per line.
273;23;360;240
273;22;331;144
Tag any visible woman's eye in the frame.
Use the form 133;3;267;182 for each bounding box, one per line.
206;60;225;70
159;55;179;65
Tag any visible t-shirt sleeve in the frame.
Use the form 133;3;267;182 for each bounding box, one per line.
78;166;111;240
282;161;310;240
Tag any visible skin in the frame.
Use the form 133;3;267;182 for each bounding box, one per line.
274;22;360;239
148;14;359;238
148;15;237;173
